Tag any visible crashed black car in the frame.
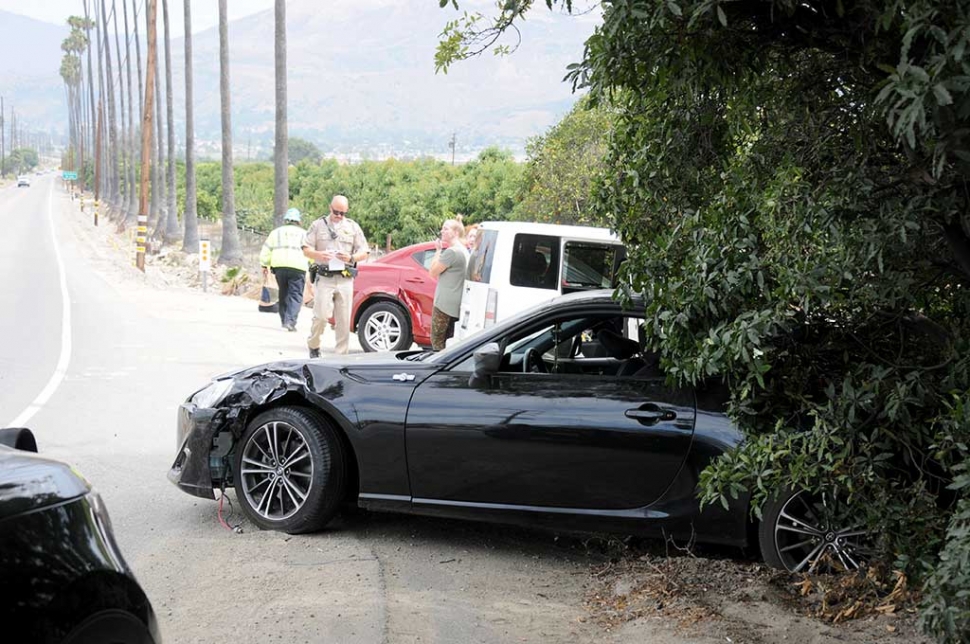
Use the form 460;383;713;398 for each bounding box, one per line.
1;428;159;644
169;290;869;573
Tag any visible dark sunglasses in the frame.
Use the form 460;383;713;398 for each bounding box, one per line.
330;208;347;217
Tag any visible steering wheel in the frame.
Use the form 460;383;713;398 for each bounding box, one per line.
522;348;548;374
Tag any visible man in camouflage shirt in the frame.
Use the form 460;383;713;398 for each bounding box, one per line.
302;195;369;357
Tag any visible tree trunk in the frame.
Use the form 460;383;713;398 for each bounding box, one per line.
112;0;129;223
273;0;288;228
95;0;107;200
149;44;165;234
162;0;180;244
100;0;119;215
218;0;242;266
181;0;199;251
123;0;137;228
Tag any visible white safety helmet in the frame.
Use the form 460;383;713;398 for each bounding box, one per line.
284;208;301;223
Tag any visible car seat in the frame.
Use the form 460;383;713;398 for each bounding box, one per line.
595;328;645;376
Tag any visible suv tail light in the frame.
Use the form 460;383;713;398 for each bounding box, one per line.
484;288;498;328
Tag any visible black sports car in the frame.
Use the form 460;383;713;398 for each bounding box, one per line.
169;290;867;573
1;428;159;644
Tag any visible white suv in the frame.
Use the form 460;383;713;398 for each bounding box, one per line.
16;175;30;187
457;222;626;341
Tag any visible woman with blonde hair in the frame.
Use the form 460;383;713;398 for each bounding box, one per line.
429;219;468;350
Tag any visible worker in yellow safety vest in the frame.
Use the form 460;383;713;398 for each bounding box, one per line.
259;208;310;332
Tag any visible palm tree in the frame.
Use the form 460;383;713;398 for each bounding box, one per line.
99;0;119;215
94;0;106;199
83;2;97;190
149;44;165;233
181;0;199;251
111;0;130;222
123;0;138;228
162;0;179;244
217;0;242;265
273;0;288;228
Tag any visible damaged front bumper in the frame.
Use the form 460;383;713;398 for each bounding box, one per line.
167;367;314;500
167;403;229;500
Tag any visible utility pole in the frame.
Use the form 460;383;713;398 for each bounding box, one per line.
137;0;158;273
449;132;456;166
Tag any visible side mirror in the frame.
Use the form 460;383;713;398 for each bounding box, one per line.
468;342;502;388
0;427;38;452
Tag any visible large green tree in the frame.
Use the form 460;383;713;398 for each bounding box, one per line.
440;1;970;640
514;95;613;226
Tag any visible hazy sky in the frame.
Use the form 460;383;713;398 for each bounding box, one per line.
0;0;273;36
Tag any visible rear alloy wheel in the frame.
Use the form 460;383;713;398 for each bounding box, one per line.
233;407;346;534
759;489;871;573
358;302;412;352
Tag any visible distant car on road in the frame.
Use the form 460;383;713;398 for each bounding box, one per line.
16;175;30;187
0;427;160;644
351;240;438;352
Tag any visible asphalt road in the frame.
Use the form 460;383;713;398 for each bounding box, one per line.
0;176;638;644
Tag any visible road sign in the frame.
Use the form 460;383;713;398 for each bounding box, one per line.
62;171;78;181
199;239;212;272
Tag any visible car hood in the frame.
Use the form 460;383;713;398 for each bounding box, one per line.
0;447;90;521
216;350;433;380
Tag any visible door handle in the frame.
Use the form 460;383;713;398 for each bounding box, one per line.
404;277;424;283
625;404;677;426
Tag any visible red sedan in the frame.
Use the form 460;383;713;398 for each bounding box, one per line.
351;241;438;351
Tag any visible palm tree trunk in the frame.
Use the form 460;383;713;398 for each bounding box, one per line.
273;0;288;228
112;0;129;223
123;0;138;228
149;44;165;234
162;0;179;244
95;0;107;200
218;0;242;265
181;0;199;251
100;0;119;215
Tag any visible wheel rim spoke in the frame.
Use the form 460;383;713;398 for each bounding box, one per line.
779;509;824;536
793;541;826;573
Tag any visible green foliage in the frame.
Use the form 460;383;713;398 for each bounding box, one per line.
5;148;39;175
288;137;322;165
439;0;970;630
186;150;523;247
920;458;970;643
514;96;614;226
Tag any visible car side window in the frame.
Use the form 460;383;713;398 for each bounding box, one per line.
413;250;435;271
509;234;559;290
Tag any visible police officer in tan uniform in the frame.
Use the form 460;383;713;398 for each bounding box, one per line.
302;195;369;357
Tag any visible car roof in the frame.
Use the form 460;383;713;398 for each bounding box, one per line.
477;221;621;242
376;240;437;263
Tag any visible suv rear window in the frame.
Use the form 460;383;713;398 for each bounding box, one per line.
510;233;560;290
466;229;498;283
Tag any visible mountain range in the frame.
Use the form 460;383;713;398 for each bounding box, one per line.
0;1;599;158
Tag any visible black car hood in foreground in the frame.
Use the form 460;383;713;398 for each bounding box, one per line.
0;446;90;520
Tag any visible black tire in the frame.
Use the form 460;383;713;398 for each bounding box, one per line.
233;406;346;534
357;301;413;352
759;488;871;573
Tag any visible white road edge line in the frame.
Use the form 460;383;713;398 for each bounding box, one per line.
7;181;73;428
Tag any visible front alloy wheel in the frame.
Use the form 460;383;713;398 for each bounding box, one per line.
760;489;871;573
234;407;346;534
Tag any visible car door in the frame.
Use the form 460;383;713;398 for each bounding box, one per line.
404;312;696;511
